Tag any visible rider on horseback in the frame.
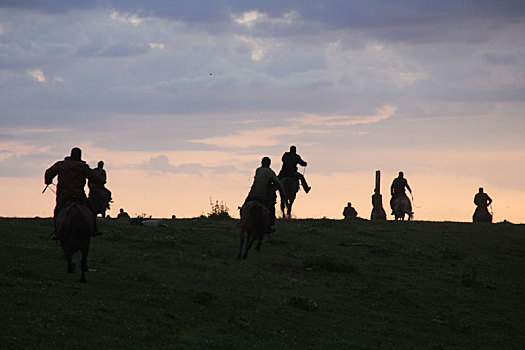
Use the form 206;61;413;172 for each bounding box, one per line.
474;187;492;209
243;157;284;233
390;171;413;215
88;160;112;212
45;147;103;240
473;187;492;222
278;145;311;193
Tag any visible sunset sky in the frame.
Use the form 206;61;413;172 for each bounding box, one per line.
1;1;524;222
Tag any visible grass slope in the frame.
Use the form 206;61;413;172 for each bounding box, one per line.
1;217;524;349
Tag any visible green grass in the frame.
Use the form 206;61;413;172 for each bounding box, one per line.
1;217;524;349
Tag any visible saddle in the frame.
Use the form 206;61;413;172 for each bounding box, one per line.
60;197;88;213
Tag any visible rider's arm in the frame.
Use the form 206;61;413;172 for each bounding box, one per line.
270;171;284;197
297;155;307;167
44;162;60;184
100;169;107;184
487;195;492;206
406;182;412;194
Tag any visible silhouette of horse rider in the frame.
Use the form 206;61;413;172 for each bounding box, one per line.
45;147;103;239
243;157;284;233
278;145;311;193
390;171;413;216
88;160;112;217
473;187;493;222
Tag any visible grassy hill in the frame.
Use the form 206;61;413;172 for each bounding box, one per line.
1;217;524;349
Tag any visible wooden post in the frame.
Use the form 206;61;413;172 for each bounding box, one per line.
371;170;386;220
375;170;381;193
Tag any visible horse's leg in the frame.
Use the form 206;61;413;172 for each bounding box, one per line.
238;230;245;259
67;256;75;273
243;231;255;259
80;256;87;283
80;247;88;283
255;233;263;251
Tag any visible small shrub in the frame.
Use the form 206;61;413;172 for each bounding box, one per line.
134;213;152;219
207;198;231;220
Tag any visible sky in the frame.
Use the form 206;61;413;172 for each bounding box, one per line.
1;0;524;222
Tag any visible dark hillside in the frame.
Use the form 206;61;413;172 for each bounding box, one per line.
1;218;524;349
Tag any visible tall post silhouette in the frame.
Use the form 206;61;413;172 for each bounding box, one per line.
371;170;387;220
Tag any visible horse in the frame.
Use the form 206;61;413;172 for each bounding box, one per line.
393;196;413;221
280;177;298;220
88;188;111;218
238;201;269;259
473;207;492;223
56;199;95;282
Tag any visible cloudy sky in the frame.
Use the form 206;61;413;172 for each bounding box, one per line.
1;1;524;222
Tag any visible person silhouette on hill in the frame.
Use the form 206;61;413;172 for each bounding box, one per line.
342;202;358;219
44;147;103;239
278;145;311;193
117;208;130;220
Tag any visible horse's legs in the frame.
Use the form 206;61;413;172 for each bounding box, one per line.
80;247;89;283
67;256;75;273
243;231;256;259
286;199;292;219
238;230;245;259
255;234;263;251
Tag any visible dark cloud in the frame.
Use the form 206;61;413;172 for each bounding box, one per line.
5;1;524;31
0;0;100;14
